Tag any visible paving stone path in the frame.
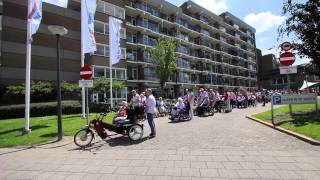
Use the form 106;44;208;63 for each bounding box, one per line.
1;104;320;180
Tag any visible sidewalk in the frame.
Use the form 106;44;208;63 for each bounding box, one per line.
1;104;320;179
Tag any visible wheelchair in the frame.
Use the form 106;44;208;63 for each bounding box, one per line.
169;105;190;121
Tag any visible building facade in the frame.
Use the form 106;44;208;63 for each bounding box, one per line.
257;53;320;90
125;0;257;97
0;0;257;102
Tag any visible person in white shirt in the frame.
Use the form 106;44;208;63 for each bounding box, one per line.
130;90;141;106
145;88;156;138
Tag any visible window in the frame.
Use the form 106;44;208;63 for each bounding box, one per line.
93;66;126;80
95;44;105;56
94;44;126;59
132;68;138;79
120;48;126;60
144;51;152;62
94;21;105;34
97;1;125;19
144;68;157;81
94;20;126;39
93;66;105;78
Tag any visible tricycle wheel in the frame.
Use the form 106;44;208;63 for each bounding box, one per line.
128;124;143;141
74;129;94;148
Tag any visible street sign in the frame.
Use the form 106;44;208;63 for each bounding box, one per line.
279;51;295;66
80;66;92;80
279;66;297;74
272;93;317;105
79;80;93;88
281;42;293;51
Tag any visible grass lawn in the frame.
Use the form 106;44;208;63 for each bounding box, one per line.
0;113;116;147
253;98;320;141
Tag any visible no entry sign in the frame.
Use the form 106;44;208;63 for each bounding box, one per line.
280;51;295;66
80;66;92;80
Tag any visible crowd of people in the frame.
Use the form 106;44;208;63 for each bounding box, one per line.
113;87;319;139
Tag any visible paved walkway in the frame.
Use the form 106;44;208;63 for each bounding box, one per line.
1;104;320;180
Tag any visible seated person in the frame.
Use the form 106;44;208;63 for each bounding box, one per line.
158;97;166;115
197;88;210;115
171;98;185;118
114;101;128;123
237;95;245;108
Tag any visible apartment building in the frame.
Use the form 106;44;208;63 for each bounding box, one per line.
0;0;128;103
125;0;257;97
0;0;257;102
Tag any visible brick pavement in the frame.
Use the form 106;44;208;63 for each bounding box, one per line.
0;104;320;180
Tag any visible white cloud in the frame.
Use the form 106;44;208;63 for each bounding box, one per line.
258;37;270;43
193;0;228;14
244;12;286;34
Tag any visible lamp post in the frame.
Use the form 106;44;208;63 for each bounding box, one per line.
48;25;68;141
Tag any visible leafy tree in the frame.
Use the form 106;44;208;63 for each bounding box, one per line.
92;77;124;94
61;81;80;94
31;81;53;96
5;83;25;95
150;38;178;96
278;0;320;75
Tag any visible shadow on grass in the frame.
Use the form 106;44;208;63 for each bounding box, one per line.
276;112;320;127
0;125;50;136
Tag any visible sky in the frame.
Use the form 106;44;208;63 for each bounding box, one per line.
167;0;310;65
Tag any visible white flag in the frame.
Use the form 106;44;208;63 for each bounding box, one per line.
28;0;43;35
43;0;68;8
81;0;97;54
109;17;122;65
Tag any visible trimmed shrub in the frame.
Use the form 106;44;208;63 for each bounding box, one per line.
61;81;81;100
0;101;81;119
0;101;112;119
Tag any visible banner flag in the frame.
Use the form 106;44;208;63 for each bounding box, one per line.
28;0;43;35
43;0;68;8
81;0;97;53
109;16;122;65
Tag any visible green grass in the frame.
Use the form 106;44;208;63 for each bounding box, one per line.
253;98;320;141
0;113;116;147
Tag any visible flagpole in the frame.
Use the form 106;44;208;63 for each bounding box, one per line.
110;54;113;109
24;19;32;134
81;0;86;118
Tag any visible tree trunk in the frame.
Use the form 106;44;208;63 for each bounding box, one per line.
160;82;165;98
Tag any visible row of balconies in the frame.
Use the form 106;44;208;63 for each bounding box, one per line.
127;67;256;87
125;2;255;48
126;47;256;71
126;53;256;77
126;24;256;60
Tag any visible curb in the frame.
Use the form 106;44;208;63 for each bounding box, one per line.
246;115;320;146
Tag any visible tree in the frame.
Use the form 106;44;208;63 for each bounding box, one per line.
61;81;80;99
150;38;178;97
278;0;320;75
92;77;124;95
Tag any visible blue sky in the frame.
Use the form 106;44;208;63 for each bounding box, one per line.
167;0;309;65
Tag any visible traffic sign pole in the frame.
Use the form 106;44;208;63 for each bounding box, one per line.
79;66;93;121
271;96;274;126
287;74;292;115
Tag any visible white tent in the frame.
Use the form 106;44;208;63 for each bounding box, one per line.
299;80;319;90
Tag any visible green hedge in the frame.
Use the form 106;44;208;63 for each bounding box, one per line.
0;101;111;120
0;101;81;120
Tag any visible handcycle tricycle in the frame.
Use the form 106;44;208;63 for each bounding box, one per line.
74;106;145;148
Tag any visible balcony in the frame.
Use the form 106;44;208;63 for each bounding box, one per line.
126;53;137;62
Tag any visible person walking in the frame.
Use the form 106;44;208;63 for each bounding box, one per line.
145;89;156;138
187;89;195;120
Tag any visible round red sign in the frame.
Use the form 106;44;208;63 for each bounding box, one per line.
80;66;92;80
279;51;295;66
